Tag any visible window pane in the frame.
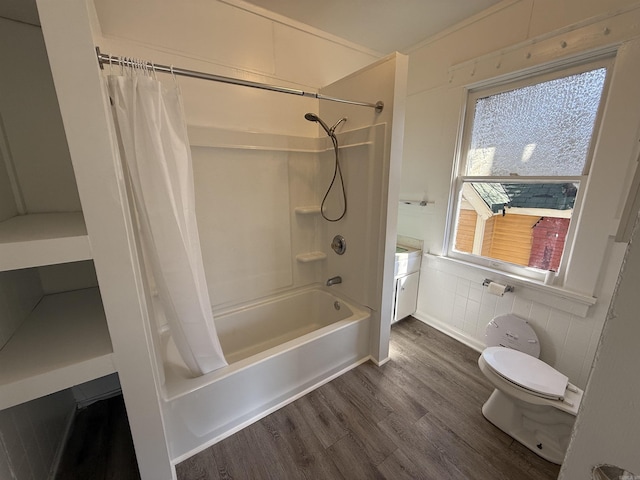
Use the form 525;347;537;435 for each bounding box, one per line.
453;182;578;271
466;68;607;176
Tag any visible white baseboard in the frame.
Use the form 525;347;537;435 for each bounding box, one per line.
75;387;122;409
369;355;390;366
412;310;485;353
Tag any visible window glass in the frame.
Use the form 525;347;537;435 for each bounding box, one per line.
450;61;609;278
453;182;577;272
466;68;607;177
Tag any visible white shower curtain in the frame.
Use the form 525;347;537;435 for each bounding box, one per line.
107;71;227;376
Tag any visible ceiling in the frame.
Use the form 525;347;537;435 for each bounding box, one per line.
0;0;503;54
240;0;502;54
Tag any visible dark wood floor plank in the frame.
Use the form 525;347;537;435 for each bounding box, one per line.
508;432;564;478
316;380;398;465
241;413;301;479
292;389;349;449
392;327;493;406
325;433;387;480
263;403;345;479
355;360;429;423
376;447;429;480
413;412;513;480
174;450;218;480
331;368;395;423
209;426;279;480
378;413;467;480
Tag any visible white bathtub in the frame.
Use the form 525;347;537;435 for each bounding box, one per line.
159;286;372;463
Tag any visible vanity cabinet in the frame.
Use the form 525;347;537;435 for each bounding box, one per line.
392;245;421;324
393;270;420;322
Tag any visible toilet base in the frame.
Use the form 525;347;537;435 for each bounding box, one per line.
482;389;575;464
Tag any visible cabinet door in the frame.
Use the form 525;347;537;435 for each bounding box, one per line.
395;271;419;322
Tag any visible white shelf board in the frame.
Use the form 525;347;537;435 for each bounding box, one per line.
0;212;92;271
0;288;115;411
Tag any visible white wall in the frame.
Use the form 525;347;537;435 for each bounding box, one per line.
320;54;408;362
560;215;640;478
91;0;381;137
0;18;80;215
400;0;640;389
0;390;75;480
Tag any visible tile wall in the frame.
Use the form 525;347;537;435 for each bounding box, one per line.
415;254;618;389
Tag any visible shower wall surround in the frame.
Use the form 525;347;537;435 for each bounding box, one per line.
185;122;387;312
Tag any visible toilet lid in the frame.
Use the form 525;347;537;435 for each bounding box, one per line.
482;346;568;399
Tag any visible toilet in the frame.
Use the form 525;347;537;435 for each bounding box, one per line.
478;313;583;464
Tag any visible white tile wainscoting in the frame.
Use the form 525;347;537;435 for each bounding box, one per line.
414;252;624;389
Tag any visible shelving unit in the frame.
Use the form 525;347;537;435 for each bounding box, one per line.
0;212;91;271
0;288;114;411
0;17;113;417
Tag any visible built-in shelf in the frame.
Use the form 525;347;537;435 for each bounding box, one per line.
0;288;115;411
296;251;327;263
294;206;321;215
0;212;92;272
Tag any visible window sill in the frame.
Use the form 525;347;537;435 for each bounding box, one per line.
424;254;597;318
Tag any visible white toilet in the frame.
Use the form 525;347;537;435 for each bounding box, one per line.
478;313;583;464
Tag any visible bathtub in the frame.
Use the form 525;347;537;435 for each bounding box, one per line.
159;286;372;463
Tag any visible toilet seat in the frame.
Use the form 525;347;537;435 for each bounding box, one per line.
482;346;568;400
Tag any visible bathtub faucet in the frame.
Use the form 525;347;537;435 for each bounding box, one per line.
326;276;342;286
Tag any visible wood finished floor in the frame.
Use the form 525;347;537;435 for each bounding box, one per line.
177;318;560;480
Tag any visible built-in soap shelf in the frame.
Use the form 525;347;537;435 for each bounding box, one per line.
296;251;327;263
294;206;321;215
0;287;115;411
0;212;92;271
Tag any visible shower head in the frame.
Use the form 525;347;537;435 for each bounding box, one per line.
305;113;331;136
304;113;347;136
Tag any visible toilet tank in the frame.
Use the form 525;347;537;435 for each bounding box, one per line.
485;313;540;358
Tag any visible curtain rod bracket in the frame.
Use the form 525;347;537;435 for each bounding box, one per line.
96;46;104;70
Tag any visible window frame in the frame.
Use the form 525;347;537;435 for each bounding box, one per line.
445;56;613;284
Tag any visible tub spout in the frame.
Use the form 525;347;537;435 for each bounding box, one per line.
326;276;342;286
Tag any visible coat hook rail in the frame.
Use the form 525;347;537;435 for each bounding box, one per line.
95;47;384;113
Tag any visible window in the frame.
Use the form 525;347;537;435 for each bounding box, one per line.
448;61;609;282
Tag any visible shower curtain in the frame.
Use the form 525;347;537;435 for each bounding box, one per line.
107;70;227;376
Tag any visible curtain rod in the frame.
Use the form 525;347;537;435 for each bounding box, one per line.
96;47;384;112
